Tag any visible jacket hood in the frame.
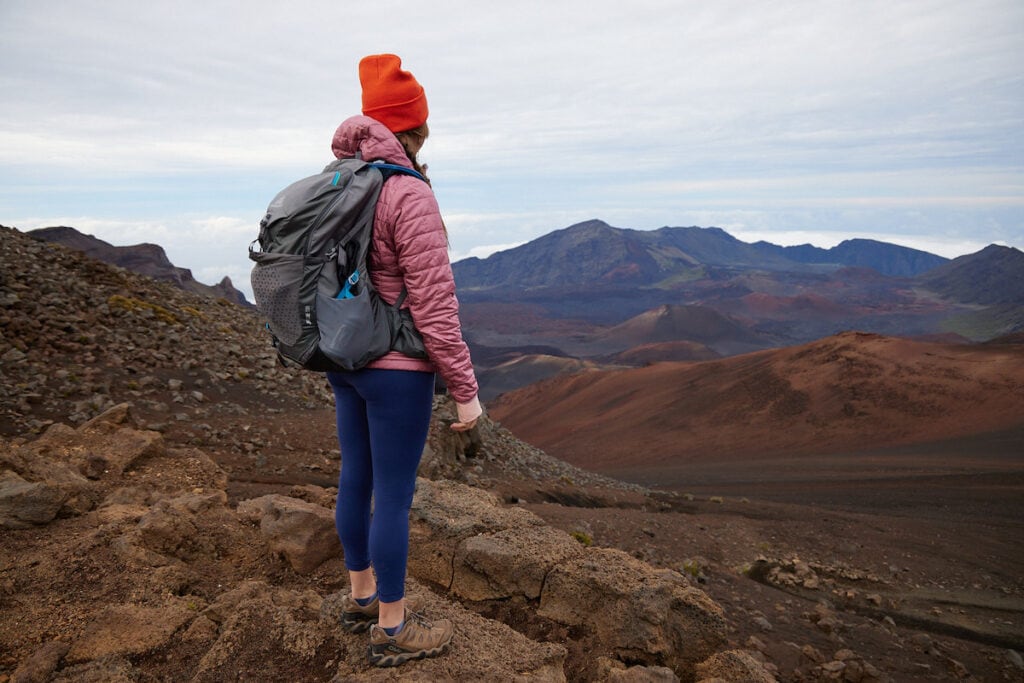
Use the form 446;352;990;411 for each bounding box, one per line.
331;115;412;166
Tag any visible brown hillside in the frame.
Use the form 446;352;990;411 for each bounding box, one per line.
723;292;851;321
597;304;763;351
490;332;1024;474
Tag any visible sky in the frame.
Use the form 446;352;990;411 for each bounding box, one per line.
2;0;1022;302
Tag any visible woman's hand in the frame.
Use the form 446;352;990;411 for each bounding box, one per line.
452;395;482;432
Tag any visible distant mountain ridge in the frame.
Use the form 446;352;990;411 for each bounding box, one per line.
27;226;249;306
919;244;1024;305
754;237;949;277
454;220;1022;399
453;219;948;291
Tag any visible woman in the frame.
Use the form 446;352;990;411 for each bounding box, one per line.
327;54;482;667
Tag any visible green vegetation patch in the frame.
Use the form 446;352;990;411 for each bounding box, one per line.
570;530;593;547
940;304;1024;341
107;294;180;325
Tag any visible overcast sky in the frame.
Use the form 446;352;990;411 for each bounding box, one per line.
2;0;1022;301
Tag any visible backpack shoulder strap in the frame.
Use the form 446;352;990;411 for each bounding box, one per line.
365;162;423;311
369;162;426;182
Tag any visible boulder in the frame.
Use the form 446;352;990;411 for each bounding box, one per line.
136;491;228;559
11;640;70;683
597;656;681;682
538;547;727;674
0;471;65;528
194;579;568;682
408;478;550;590
0;403;176;528
696;649;777;682
454;524;585;601
0;430;97;523
237;494;341;574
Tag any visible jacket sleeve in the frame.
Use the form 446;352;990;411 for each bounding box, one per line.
382;176;479;403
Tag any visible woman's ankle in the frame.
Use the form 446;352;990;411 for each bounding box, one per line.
377;598;405;629
353;591;377;606
381;621;404;636
348;568;377;601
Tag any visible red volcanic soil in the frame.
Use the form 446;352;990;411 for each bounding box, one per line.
727;292;851;320
597;304;755;347
489;332;1024;477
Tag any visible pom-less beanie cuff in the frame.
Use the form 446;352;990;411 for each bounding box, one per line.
359;53;429;133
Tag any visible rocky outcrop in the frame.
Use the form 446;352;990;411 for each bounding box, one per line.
538;548;726;672
0;402;169;528
319;583;569;683
407;478;728;678
1;404;736;681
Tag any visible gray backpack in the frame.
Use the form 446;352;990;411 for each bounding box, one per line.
249;158;427;371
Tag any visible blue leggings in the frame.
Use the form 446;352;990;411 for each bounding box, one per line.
326;368;435;603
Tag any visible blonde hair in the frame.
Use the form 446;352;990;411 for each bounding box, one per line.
395;123;431;184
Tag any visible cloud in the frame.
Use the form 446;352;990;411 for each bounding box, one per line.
0;122;326;173
449;242;527;264
1;0;1022;289
633;169;1024;208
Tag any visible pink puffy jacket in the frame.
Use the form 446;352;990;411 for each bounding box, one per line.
330;115;479;404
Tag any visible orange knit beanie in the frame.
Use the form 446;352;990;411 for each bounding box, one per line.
359;54;429;133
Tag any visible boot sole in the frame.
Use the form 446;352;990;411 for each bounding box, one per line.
367;641;450;667
340;612;375;634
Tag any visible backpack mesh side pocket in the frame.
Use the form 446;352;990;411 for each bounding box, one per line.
315;287;392;370
250;252;305;346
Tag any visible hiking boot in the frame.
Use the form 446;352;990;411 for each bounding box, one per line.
340;593;380;633
340;593;421;633
367;611;453;667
